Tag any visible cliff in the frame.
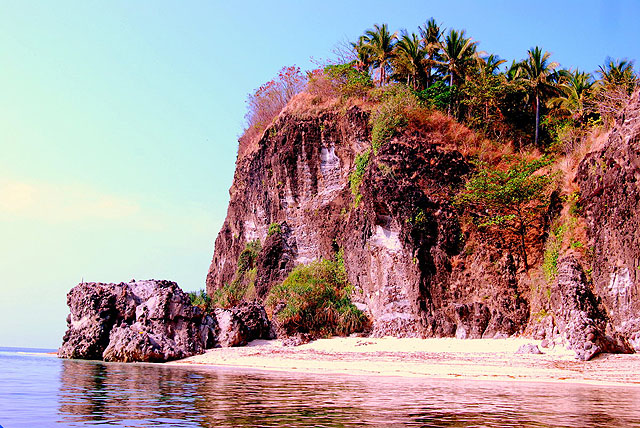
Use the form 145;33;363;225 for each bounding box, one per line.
207;97;527;339
206;90;640;358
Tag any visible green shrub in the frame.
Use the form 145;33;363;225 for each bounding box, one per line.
212;239;261;308
266;250;368;337
542;223;565;281
370;86;419;153
348;149;370;207
416;81;457;112
237;239;261;273
267;222;282;236
323;62;373;97
212;268;257;308
188;289;213;313
456;156;555;269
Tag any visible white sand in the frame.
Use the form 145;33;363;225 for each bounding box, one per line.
168;337;640;386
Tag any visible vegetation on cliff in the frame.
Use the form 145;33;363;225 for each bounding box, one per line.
266;250;368;337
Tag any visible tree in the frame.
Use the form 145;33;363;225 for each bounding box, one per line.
439;29;478;88
551;69;594;121
597;58;637;94
351;35;374;73
394;31;427;89
438;29;478;114
418;18;444;88
239;66;306;155
592;58;637;125
456;156;554;269
517;47;559;146
363;23;398;86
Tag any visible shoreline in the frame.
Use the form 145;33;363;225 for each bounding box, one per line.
167;337;640;387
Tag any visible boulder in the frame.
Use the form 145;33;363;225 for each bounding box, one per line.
215;301;274;347
214;308;248;347
58;279;217;362
516;343;543;355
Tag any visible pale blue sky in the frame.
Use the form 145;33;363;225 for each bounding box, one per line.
1;1;638;348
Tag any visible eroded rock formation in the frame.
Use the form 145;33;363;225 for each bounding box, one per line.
207;103;529;339
58;280;217;362
577;90;640;351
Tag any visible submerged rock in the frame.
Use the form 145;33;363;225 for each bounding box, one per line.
58;280;217;362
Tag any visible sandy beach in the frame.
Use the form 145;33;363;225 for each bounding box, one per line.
168;337;640;386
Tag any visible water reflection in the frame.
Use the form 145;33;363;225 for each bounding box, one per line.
56;358;640;427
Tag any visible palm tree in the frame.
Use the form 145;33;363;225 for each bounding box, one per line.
352;35;374;73
439;29;478;88
481;54;506;77
551;69;594;120
419;18;444;88
394;31;427;89
517;47;559;146
476;54;507;121
505;60;522;81
597;58;637;94
363;23;397;86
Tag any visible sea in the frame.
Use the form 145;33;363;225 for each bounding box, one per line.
1;347;640;427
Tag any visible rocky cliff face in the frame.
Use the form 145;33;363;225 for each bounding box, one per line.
207;91;640;357
207;102;528;339
577;90;640;351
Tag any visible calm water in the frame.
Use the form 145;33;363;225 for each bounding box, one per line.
1;347;640;427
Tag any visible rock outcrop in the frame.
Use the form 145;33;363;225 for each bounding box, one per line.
58;280;217;362
577;90;640;351
214;301;274;347
549;256;632;360
207;103;529;339
205;89;640;356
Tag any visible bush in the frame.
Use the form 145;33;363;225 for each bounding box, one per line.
323;62;373;97
370;85;419;153
267;222;282;236
212;240;261;308
456;156;555;269
188;289;213;313
266;250;368;337
416;81;457;112
239;66;306;155
348;149;370;207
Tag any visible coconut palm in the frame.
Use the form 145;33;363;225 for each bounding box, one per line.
419;18;444;88
394;31;427;89
517;47;559;146
551;69;594;120
363;23;397;86
597;58;637;94
481;54;506;77
352;35;374;73
439;29;478;88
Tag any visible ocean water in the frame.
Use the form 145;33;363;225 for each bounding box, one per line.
1;347;640;427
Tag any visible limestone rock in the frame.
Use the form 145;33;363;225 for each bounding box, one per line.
516;343;543;354
58;280;217;362
206;105;528;339
550;256;633;360
577;90;640;351
214;308;248;347
215;301;274;347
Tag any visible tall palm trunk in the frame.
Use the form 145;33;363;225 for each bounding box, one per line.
534;93;540;146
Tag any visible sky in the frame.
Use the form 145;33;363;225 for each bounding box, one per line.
1;0;639;348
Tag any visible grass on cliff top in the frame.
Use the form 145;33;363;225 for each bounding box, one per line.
266;249;369;337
